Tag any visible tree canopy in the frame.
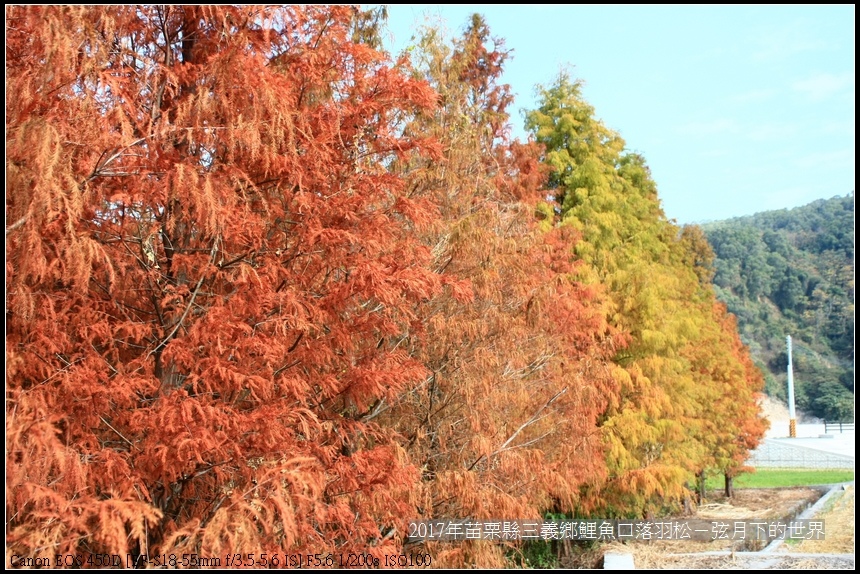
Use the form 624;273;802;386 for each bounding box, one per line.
7;6;771;566
526;71;767;516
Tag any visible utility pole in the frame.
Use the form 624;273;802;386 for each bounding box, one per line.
787;335;796;438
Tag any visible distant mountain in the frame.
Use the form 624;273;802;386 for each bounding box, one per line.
702;193;854;422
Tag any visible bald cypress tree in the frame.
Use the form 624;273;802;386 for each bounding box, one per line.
7;5;443;560
527;72;766;516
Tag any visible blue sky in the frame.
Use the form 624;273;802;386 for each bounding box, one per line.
374;5;855;224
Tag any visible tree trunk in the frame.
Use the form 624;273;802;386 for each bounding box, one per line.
724;472;734;498
696;470;706;504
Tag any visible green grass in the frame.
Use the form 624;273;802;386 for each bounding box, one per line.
705;469;854;489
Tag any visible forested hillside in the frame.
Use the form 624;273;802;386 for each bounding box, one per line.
703;195;854;422
6;6;767;567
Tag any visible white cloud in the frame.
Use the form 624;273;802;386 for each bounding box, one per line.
698;149;731;159
752;21;831;63
676;118;739;137
678;119;797;141
796;148;856;170
730;88;777;104
792;72;855;101
745;123;800;142
820;121;856;137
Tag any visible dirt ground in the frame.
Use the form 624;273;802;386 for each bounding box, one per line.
780;484;855;556
561;400;854;569
563;486;854;569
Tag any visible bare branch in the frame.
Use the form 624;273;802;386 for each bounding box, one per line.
467;387;567;471
5;215;27;235
100;416;139;451
145;238;219;361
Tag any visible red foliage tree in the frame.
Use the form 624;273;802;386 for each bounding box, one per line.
382;16;622;566
7;5;442;560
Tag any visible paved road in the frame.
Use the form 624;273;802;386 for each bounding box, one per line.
749;423;854;469
766;422;854;456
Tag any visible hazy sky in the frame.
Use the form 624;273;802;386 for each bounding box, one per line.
375;5;855;224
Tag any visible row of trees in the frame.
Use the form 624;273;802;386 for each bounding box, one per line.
6;6;767;567
525;76;767;509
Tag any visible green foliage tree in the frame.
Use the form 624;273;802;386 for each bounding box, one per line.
4;6;798;566
526;71;767;516
703;194;854;421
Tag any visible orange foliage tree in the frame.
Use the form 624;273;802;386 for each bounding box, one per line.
6;5;767;566
381;16;622;566
7;5;445;560
690;302;769;498
675;225;768;499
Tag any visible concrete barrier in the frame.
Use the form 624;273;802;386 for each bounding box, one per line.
603;552;635;569
746;438;854;469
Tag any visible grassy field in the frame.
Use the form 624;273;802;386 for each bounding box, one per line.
706;468;854;489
